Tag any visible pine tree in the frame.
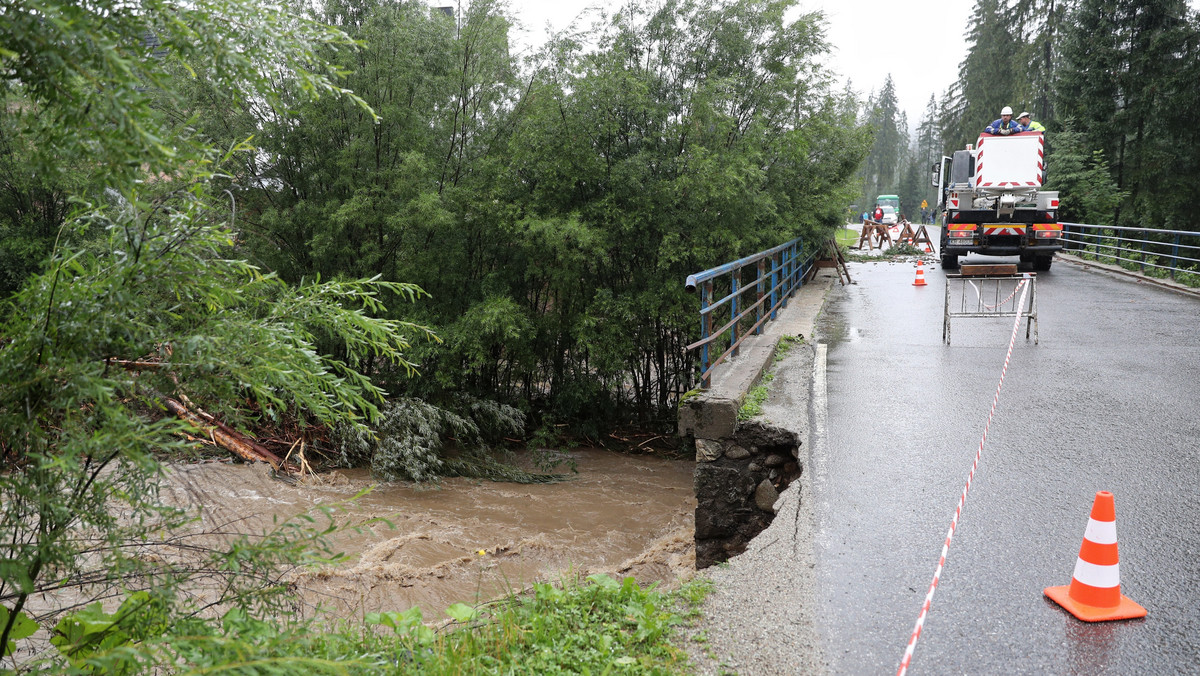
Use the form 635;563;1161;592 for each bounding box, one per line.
1057;0;1198;229
916;95;942;169
1012;0;1069;127
858;75;906;206
946;0;1023;147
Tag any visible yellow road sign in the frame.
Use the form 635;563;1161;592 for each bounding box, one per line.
921;199;928;209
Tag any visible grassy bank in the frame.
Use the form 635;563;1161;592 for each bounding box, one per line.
834;227;859;249
377;574;711;674
119;574;714;674
33;572;711;673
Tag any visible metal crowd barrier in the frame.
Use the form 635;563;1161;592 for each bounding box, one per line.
943;272;1038;345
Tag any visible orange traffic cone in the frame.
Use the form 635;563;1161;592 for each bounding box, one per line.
912;260;927;287
1044;491;1147;622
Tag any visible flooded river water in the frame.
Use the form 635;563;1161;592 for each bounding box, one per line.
161;449;696;618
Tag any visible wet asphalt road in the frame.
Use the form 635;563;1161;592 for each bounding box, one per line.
811;254;1200;675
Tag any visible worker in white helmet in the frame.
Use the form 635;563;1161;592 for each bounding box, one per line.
1017;111;1045;132
984;106;1022;135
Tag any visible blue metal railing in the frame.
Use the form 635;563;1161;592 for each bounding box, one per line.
684;237;815;388
1060;223;1200;281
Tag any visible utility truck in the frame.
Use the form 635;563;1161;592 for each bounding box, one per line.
933;131;1062;270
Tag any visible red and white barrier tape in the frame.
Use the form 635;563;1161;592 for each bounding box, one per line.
895;278;1031;676
967;278;1022;312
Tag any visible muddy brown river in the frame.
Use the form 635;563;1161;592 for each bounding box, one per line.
160;449;696;618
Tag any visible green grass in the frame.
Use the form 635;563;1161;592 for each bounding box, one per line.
738;373;773;421
67;573;715;674
737;334;803;421
382;574;711;675
773;334;803;363
834;228;859;248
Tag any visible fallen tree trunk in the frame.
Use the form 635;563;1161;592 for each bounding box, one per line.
111;358;301;474
163;398;293;472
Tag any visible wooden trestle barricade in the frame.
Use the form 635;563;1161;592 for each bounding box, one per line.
895;220;936;252
943;264;1038;345
858;218;936;253
825;236;852;285
856;219;893;250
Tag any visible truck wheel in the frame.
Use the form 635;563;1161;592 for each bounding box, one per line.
1033;255;1053;271
940;254;959;270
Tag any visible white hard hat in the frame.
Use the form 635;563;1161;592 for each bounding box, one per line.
1001;106;1013;116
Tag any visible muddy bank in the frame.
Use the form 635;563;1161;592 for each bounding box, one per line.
159;448;696;618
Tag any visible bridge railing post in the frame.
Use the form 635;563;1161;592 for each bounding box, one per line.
1171;233;1181;280
793;240;804;294
770;252;781;320
756;259;767;335
783;245;793;307
730;267;741;357
700;280;713;388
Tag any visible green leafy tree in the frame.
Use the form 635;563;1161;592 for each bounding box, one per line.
0;109;93;298
210;0;868;431
0;0;434;668
1;0;367;187
205;0;464;286
0;0;370;299
500;0;868;423
192;0;520;395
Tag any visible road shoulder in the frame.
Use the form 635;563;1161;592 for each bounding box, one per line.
681;287;832;675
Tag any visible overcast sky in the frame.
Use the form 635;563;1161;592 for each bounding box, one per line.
506;0;974;126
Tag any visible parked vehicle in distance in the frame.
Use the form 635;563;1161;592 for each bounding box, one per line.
879;206;898;225
876;194;900;213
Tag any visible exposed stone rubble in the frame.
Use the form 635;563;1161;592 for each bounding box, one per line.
693;422;801;569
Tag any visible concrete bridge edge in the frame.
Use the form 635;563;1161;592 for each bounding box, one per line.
677;269;838;675
677;269;838;443
679;268;839;568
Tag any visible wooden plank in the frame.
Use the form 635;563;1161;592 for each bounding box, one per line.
960;264;1018;276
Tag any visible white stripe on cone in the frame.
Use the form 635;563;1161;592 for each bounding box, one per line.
1084;518;1118;545
1072;559;1121;589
